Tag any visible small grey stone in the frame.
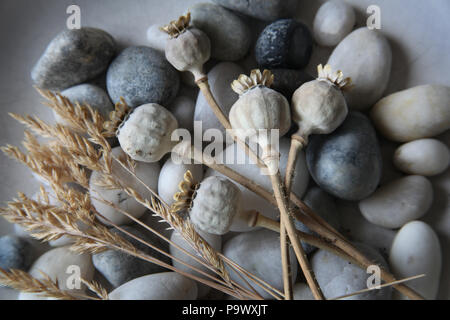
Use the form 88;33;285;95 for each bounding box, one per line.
93;225;170;287
295;187;340;254
106;46;179;107
306;112;382;201
0;236;34;271
191;3;251;61
31;28;116;91
271;69;313;100
213;0;299;21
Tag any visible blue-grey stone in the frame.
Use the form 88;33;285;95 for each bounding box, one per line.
191;3;251;61
0;235;34;271
295;187;340;254
306;112;382;201
271;69;314;100
31;28;116;91
92;225;170;288
106;46;179;108
213;0;299;21
255;19;313;69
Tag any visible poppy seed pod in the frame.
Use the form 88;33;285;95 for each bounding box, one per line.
229;69;291;175
117;103;178;163
162;12;211;81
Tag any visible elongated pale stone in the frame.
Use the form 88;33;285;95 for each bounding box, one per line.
109;272;198;300
293;283;314;300
359;175;433;229
394;139;450;176
390;221;441;300
371;85;450;142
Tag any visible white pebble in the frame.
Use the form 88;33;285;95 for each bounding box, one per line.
389;221;441;300
146;24;168;52
313;0;355;47
359;176;433;229
394;139;449;176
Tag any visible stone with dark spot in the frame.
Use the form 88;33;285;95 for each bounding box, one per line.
271;69;313;100
213;0;299;21
306;112;382;201
31;28;116;91
255;19;313;69
0;235;34;271
106;46;179;107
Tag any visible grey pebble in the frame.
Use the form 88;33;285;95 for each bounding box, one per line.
0;235;34;271
213;0;299;21
271;69;314;100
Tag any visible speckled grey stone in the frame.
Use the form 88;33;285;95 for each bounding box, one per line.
295;187;340;254
306;112;382;201
213;0;299;21
191;3;251;61
92;225;170;287
271;69;313;100
106;46;179;107
312;242;392;300
31;28;116;91
255;19;313;69
0;235;34;271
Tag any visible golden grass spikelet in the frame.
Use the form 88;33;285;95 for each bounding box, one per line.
103;97;130;138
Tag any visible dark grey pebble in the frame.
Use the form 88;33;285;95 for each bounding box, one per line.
0;235;34;271
271;69;313;100
31;28;116;91
255;19;313;69
92;225;170;288
106;46;179;107
306;112;382;201
213;0;299;21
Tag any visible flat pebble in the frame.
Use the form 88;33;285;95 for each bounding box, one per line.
90;147;160;225
255;19;313;69
212;0;299;21
312;243;392;300
327;28;392;110
313;0;355;47
93;225;170;288
168;96;196;132
194;62;243;136
170;228;221;298
271;69;314;100
109;272;197;300
359;176;433;229
0;236;34;271
223;229;298;299
394;139;449;176
191;3;251;61
158;157;203;206
371;85;450;142
146;24;168;52
106;46;179;107
389;221;441;300
31;28;116;91
306;112;382;201
293;283;314;300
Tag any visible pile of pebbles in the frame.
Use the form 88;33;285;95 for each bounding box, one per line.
1;0;448;300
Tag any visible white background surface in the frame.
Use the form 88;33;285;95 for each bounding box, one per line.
0;0;449;299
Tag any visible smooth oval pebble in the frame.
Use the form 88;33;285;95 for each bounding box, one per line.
313;0;355;47
371;85;450;142
389;221;441;300
307;112;382;201
170;228;221;298
327;27;392;110
359;175;433;229
168;96;196;132
394;139;450;176
271;69;313;100
158;157;203;206
31;27;116;91
212;0;299;21
106;46;179;107
19;246;94;300
194;62;243;137
0;235;34;271
191;3;251;61
223;229;298;299
312;242;392;300
93;225;170;288
109;272;198;300
255;19;313;69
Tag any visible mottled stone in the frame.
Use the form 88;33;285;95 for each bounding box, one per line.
271;69;314;100
306;112;382;201
0;236;34;271
106;46;179;107
255;19;313;69
213;0;299;21
93;225;170;288
31;28;116;91
191;3;251;61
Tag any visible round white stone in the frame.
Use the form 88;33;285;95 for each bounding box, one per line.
359;175;433;229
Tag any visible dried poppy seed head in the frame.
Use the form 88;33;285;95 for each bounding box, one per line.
160;12;192;38
231;69;274;96
317;64;353;91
